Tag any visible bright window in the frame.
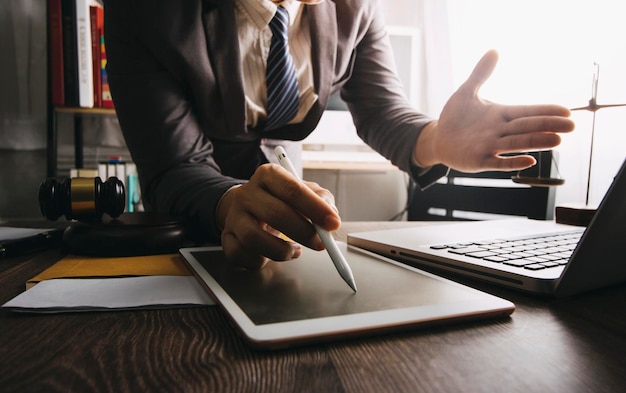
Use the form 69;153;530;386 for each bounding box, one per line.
446;0;626;206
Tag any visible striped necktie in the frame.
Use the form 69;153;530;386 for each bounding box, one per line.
265;6;300;131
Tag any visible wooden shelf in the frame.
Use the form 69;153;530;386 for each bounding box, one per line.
54;106;116;115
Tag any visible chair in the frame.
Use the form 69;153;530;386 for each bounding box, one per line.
408;151;557;221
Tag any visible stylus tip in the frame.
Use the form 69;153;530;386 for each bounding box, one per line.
347;278;358;293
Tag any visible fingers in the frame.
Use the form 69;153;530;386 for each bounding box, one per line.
222;226;302;270
476;132;561;171
499;131;562;153
271;167;340;230
502;114;575;137
504;103;571;119
249;165;339;234
480;154;537;172
220;164;340;268
461;49;499;96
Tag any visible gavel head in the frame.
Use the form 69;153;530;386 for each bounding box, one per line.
39;177;125;221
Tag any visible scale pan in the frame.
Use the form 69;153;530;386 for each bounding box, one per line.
512;176;565;187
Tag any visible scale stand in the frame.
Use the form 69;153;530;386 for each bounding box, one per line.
555;63;626;226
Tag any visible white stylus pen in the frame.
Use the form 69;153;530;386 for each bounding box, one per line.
275;146;357;292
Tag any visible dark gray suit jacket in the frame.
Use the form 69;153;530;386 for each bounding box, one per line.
104;0;446;240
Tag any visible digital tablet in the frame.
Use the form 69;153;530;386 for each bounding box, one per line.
180;242;514;350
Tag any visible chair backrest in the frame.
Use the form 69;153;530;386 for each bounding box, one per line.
408;151;557;221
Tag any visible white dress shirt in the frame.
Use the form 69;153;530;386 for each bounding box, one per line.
235;0;318;128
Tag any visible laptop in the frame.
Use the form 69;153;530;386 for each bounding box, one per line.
348;158;626;297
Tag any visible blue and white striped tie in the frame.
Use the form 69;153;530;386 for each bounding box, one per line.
265;6;300;131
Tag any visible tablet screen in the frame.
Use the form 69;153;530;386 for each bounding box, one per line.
187;244;496;325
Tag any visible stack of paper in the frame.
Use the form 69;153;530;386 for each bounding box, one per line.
2;253;214;313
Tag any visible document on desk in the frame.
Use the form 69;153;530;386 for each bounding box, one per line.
2;276;214;313
26;253;193;289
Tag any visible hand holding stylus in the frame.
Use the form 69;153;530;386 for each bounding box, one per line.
216;148;343;272
275;146;357;292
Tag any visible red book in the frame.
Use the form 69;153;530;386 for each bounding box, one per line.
90;5;103;107
48;0;65;106
61;0;79;106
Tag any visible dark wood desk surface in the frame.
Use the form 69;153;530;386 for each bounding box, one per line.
1;221;625;393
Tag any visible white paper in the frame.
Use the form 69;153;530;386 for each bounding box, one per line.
0;227;55;241
2;276;215;313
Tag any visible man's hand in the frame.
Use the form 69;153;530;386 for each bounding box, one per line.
414;49;576;172
216;164;340;269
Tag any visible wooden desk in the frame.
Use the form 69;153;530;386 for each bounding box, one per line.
1;222;625;393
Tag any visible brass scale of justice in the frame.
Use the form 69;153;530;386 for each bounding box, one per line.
511;63;626;206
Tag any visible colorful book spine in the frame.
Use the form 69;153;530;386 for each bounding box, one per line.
90;5;103;107
125;163;142;213
101;32;114;108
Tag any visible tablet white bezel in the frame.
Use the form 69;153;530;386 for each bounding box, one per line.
180;244;514;349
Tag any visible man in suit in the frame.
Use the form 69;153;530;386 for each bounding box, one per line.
104;0;574;268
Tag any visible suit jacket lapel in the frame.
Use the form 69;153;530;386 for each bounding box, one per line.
299;0;337;129
202;0;248;138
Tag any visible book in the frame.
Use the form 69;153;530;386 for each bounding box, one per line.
69;168;99;178
61;0;79;106
97;162;107;180
125;163;142;213
75;0;97;108
54;0;107;108
48;0;65;106
90;5;104;107
100;31;114;108
105;155;122;184
115;161;126;204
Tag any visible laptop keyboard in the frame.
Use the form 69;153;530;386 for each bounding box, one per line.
430;229;585;271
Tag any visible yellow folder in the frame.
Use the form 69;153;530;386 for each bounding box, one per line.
26;253;191;289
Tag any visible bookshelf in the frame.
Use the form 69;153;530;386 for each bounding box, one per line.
46;0;115;178
46;106;116;178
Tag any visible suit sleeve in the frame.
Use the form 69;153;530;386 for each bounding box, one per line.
339;1;449;188
104;0;243;242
